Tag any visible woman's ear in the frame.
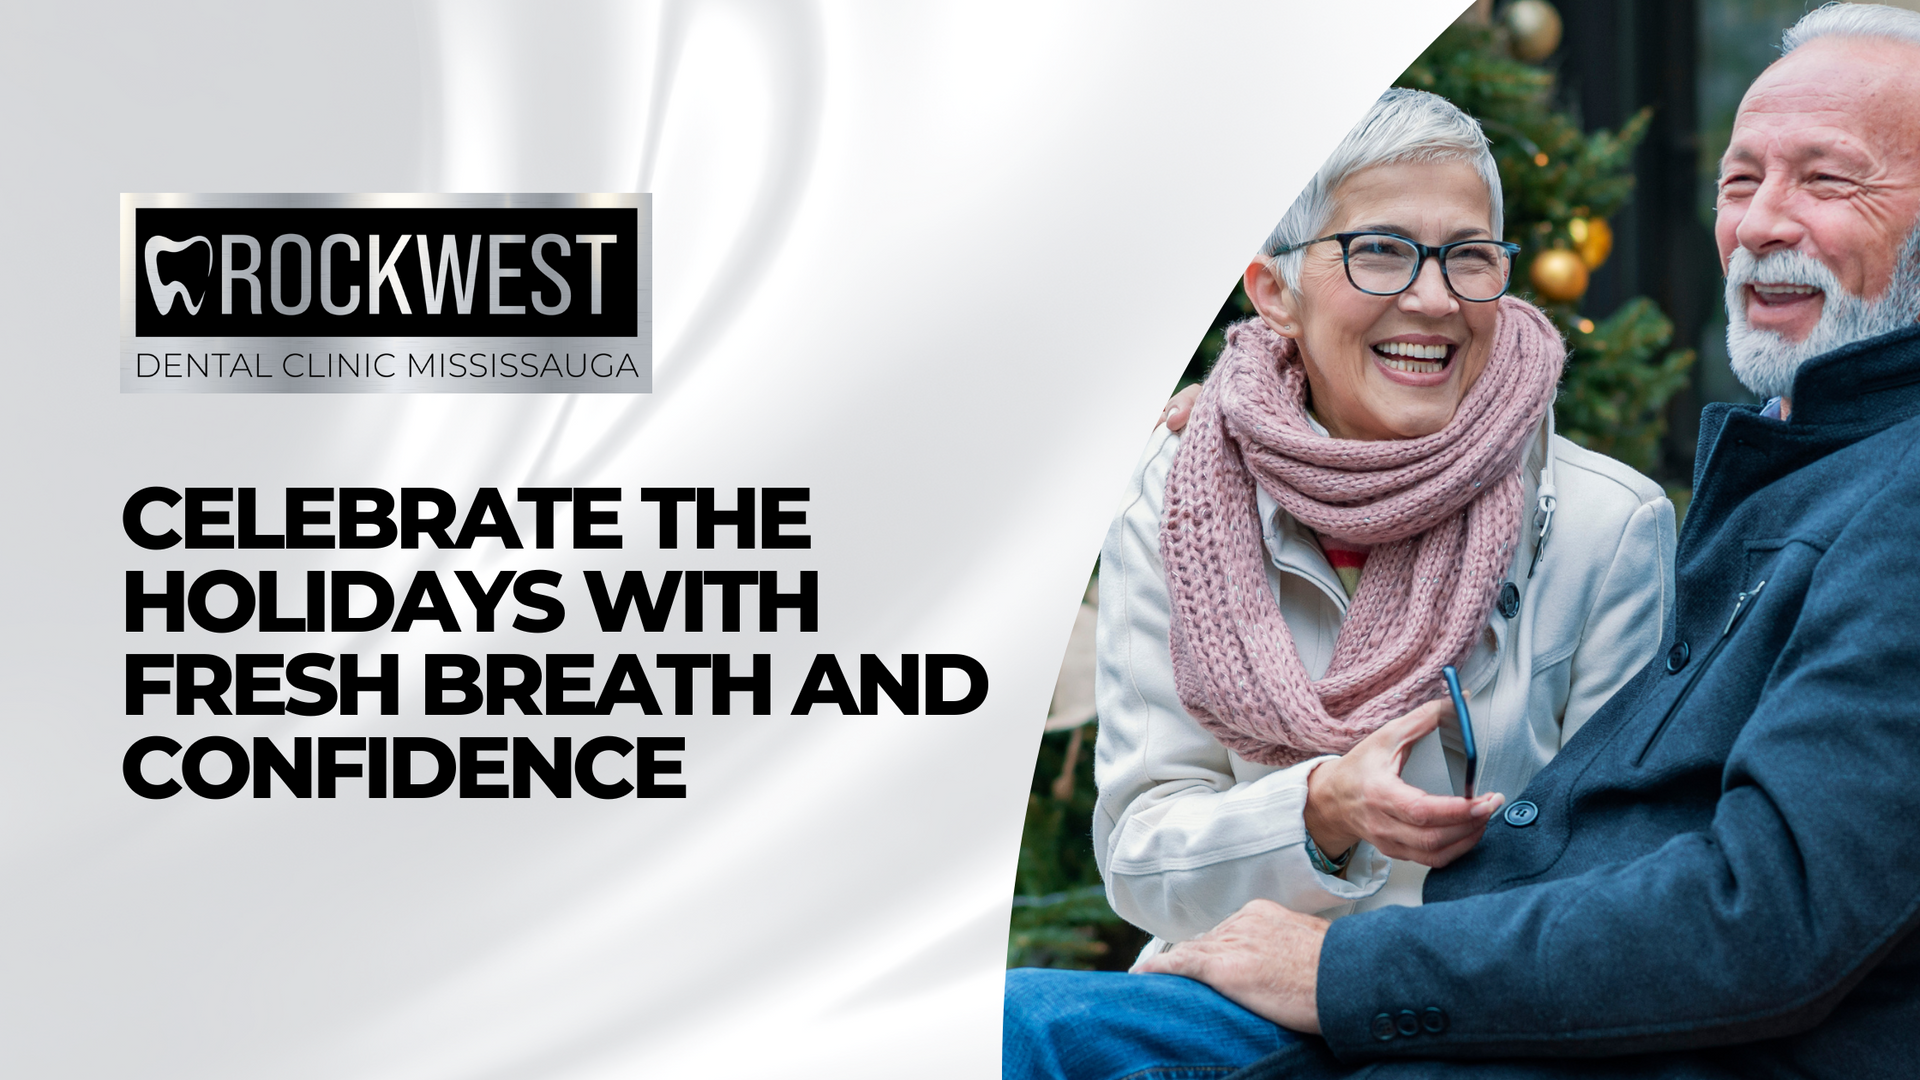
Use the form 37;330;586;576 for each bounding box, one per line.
1243;258;1301;339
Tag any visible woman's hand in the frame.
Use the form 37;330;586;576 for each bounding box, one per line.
1159;384;1202;432
1302;699;1503;868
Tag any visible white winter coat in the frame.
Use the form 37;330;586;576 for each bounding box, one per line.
1093;414;1675;945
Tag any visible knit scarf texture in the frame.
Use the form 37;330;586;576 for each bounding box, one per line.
1160;297;1563;767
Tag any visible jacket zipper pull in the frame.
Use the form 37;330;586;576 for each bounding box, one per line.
1721;579;1767;638
1526;484;1557;580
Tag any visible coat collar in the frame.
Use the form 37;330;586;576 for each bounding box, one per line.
1788;322;1920;432
1692;323;1920;526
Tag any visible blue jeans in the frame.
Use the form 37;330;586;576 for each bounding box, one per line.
1004;967;1325;1080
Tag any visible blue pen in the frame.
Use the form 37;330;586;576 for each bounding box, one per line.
1441;665;1478;799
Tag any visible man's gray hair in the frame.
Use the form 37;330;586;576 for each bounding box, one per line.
1261;88;1502;289
1783;2;1920;53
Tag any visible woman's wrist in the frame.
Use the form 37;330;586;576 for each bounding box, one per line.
1303;828;1353;877
1303;758;1360;858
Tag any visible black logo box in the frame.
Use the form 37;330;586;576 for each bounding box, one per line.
120;194;651;394
133;205;641;337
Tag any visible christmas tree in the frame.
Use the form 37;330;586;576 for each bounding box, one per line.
1010;3;1696;971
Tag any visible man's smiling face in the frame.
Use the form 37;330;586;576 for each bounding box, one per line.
1716;35;1920;344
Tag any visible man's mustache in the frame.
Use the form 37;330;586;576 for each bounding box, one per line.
1725;247;1841;296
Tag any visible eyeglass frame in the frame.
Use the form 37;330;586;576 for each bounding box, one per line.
1269;231;1525;303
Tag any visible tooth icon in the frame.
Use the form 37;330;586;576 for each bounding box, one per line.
143;234;212;316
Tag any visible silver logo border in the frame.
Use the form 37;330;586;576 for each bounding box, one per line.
119;193;652;394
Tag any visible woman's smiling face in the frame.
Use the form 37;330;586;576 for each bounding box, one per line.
1248;159;1503;441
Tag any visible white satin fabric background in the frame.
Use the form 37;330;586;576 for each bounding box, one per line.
1;3;1462;1076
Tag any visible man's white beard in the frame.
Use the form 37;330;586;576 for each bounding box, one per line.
1724;228;1920;400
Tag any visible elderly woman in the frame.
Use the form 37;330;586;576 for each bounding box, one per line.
1006;88;1675;1080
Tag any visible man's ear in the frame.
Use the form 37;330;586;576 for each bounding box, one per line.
1243;259;1302;339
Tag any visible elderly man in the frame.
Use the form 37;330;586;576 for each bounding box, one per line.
1007;4;1920;1078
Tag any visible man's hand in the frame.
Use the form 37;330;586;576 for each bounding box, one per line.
1132;899;1328;1033
1304;699;1504;867
1159;384;1202;432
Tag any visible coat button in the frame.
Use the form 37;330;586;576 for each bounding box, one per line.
1395;1010;1421;1037
1504;800;1539;827
1498;580;1521;619
1371;1013;1397;1041
1422;1006;1448;1033
1666;641;1690;673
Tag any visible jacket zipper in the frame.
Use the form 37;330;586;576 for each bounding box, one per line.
1633;580;1767;767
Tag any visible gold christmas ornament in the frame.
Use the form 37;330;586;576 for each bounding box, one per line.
1504;0;1564;63
1530;248;1589;302
1568;217;1614;269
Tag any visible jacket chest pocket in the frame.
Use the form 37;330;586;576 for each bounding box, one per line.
1633;540;1820;767
1633;580;1767;767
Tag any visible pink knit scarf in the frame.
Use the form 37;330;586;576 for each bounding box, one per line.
1160;297;1563;767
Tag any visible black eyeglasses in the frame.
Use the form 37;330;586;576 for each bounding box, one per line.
1271;231;1523;303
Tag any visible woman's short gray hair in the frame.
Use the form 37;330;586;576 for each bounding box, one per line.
1261;88;1502;290
1782;2;1920;53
